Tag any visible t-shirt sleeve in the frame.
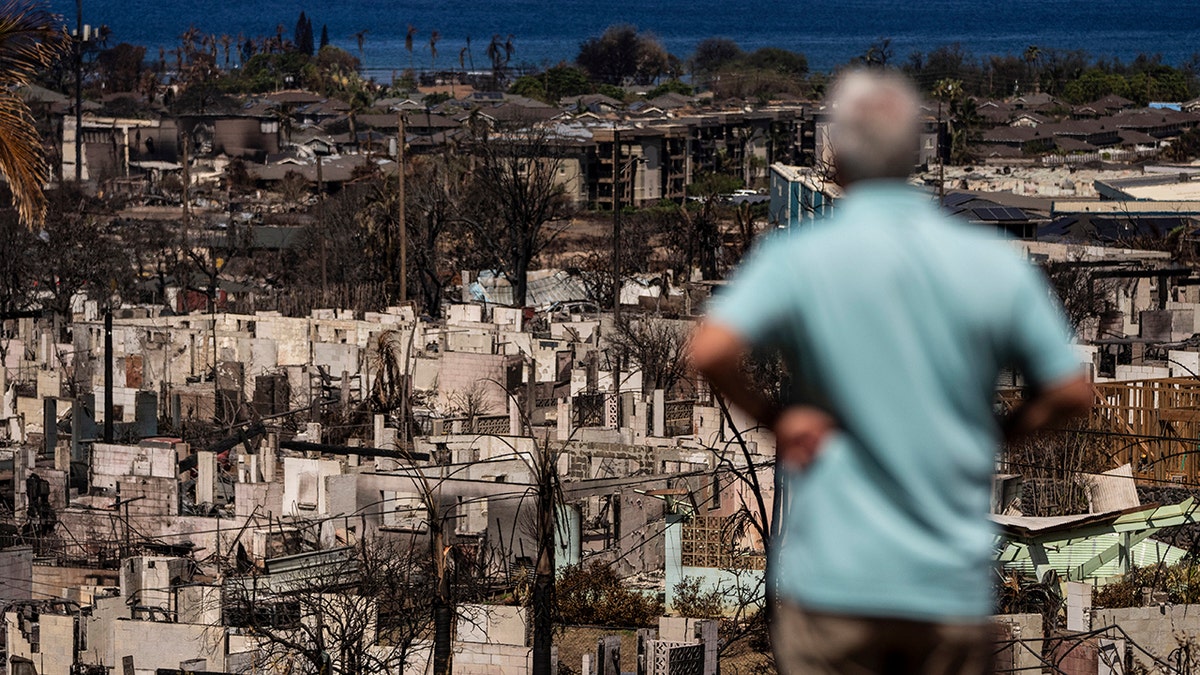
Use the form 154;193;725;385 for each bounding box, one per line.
1007;261;1083;388
707;238;790;348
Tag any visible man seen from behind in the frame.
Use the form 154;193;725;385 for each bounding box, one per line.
688;69;1093;675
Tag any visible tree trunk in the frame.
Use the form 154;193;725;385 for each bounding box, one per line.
431;515;452;675
532;469;555;675
433;603;452;675
512;249;531;309
420;270;443;318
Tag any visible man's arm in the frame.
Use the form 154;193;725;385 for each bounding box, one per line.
688;321;835;468
688;322;778;427
1001;374;1093;443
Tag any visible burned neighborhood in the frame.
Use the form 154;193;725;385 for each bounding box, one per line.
4;4;1200;674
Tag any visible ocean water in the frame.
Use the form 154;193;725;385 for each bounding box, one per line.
48;0;1200;78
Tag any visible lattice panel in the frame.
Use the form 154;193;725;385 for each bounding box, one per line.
668;644;705;675
649;641;693;675
574;393;605;428
664;400;695;436
606;394;620;428
680;515;766;570
472;415;510;436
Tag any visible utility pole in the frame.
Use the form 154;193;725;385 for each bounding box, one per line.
397;113;407;305
181;134;191;237
932;78;959;206
937;97;945;205
317;155;326;297
429;502;451;675
531;442;556;675
73;0;83;183
103;308;112;443
611;129;621;321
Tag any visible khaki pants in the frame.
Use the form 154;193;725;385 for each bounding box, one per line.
771;600;995;675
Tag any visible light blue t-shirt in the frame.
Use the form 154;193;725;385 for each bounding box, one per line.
710;181;1080;621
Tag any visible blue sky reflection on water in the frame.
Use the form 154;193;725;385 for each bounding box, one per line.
48;0;1200;75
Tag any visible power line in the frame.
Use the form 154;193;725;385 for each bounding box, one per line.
44;462;768;555
1047;426;1200;445
1000;459;1200;492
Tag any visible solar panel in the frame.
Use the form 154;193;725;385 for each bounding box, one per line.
942;192;976;208
972;207;1028;221
1039;218;1076;237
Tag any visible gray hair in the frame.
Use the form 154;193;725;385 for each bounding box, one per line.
827;69;921;184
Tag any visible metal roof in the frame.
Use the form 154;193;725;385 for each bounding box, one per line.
998;534;1187;581
995;499;1200;582
971;206;1030;222
942;192;977;208
468;269;589;309
1038;215;1198;243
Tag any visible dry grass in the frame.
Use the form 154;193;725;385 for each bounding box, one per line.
553;624;775;675
555;625;640;674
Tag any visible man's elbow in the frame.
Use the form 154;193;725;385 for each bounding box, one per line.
1049;374;1094;419
686;323;745;379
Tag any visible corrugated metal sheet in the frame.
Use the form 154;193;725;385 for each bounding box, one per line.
469;269;589;309
1085;463;1140;513
999;535;1187;581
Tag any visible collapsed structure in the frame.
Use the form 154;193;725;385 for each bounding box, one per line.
0;292;777;674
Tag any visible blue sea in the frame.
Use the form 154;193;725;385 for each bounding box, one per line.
48;0;1200;78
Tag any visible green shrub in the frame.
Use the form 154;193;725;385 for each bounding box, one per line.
672;576;725;618
556;561;662;627
1094;563;1200;608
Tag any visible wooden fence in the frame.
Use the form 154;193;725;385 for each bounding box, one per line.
1001;377;1200;483
1041;147;1158;166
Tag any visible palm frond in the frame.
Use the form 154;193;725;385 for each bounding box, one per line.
0;0;67;85
0;1;67;228
0;91;48;226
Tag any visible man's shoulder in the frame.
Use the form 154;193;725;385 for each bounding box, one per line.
919;212;1037;271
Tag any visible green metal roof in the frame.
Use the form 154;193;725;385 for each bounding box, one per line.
998;535;1189;581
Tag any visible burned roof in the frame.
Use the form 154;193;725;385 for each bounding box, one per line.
1038;214;1199;243
942;192;1033;221
1054;137;1099;153
248;156;398;184
260;90;325;105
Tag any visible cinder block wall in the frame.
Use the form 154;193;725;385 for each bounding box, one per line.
1094;605;1200;671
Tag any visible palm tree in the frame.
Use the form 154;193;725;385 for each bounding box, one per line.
932;78;962;197
863;37;892;68
269;102;296;148
405;24;416;72
346;86;372;153
1023;44;1041;94
219;33;232;69
354;29;368;61
180;25;201;57
486;34;502;89
429;30;439;72
0;0;68;227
